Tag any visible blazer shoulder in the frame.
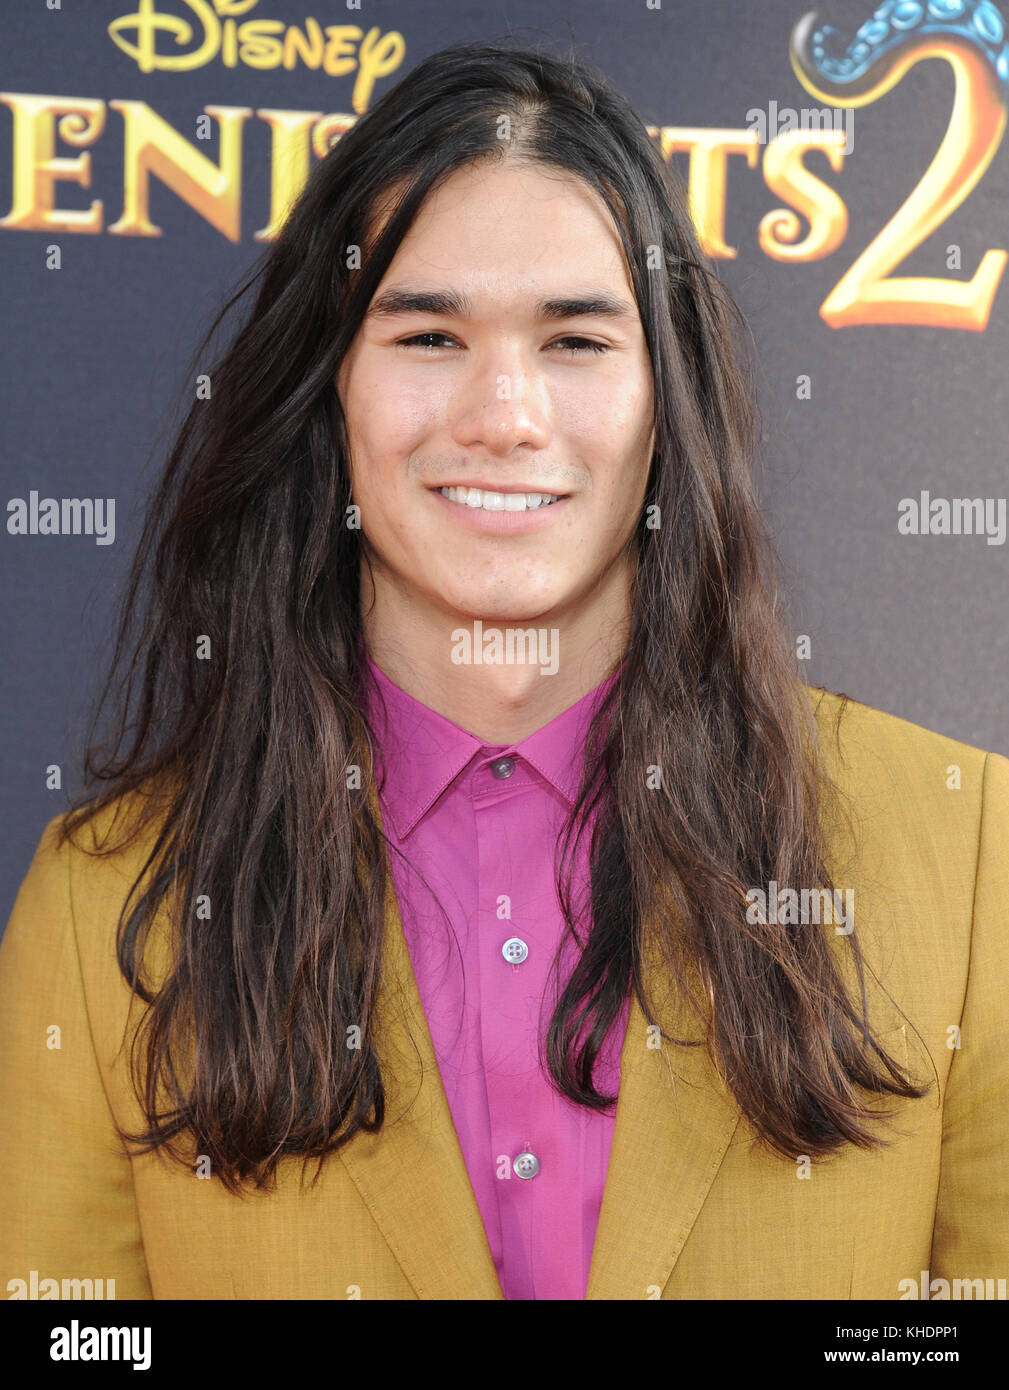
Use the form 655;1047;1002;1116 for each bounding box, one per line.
801;683;999;784
15;783;176;966
9;785;180;1038
799;686;1009;877
48;778;174;877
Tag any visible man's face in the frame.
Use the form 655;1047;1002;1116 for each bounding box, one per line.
337;159;656;626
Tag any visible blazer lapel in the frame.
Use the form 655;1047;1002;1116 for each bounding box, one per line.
335;844;506;1299
586;923;743;1299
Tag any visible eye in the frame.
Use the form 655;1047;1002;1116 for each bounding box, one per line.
396;332;459;351
549;336;611;355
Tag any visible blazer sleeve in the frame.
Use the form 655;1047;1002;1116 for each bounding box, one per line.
930;750;1009;1285
0;813;153;1299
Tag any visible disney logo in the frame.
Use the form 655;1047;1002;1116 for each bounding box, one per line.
108;0;404;111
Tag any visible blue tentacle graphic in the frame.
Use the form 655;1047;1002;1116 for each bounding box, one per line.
790;1;1009;101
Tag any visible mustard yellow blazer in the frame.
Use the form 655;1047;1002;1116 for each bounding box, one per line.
2;688;1007;1300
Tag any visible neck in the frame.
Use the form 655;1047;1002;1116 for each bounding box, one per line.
360;560;632;744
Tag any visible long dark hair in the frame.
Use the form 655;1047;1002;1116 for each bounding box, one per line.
59;39;927;1193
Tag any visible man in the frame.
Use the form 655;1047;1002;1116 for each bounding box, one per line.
2;41;1007;1302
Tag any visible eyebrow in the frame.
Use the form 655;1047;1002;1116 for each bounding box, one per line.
365;286;636;321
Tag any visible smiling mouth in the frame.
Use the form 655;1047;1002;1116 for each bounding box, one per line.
435;485;567;511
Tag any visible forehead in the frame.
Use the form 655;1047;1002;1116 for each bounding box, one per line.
370;160;633;303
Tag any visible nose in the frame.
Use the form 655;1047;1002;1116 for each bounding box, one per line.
450;346;552;457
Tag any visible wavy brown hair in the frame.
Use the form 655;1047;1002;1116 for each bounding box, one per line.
58;39;928;1193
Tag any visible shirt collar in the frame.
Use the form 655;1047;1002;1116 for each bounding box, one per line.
361;650;620;839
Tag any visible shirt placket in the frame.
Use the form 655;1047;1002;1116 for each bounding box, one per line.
472;749;575;1300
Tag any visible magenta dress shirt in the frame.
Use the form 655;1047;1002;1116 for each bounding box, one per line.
362;652;629;1300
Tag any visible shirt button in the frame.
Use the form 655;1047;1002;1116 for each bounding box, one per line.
501;936;528;964
513;1151;540;1180
489;756;515;779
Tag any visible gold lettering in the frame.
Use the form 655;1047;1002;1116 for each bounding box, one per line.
106;2;404;106
794;35;1008;328
283;18;325;72
311;112;358;160
759;129;848;261
324;25;362;78
650;127;760;258
0;95;106;233
353;28;406;115
108;0;221;75
108;100;251;241
253;107;321;241
238;20;285;70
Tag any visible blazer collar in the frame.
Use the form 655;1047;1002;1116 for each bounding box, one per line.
336;780;744;1299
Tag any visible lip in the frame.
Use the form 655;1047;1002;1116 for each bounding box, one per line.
429;484;571;533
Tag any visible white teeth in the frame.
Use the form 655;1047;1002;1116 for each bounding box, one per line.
438;486;563;511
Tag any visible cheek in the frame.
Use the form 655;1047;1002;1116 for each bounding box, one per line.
561;392;651;495
350;367;442;474
607;379;654;481
557;364;651;438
